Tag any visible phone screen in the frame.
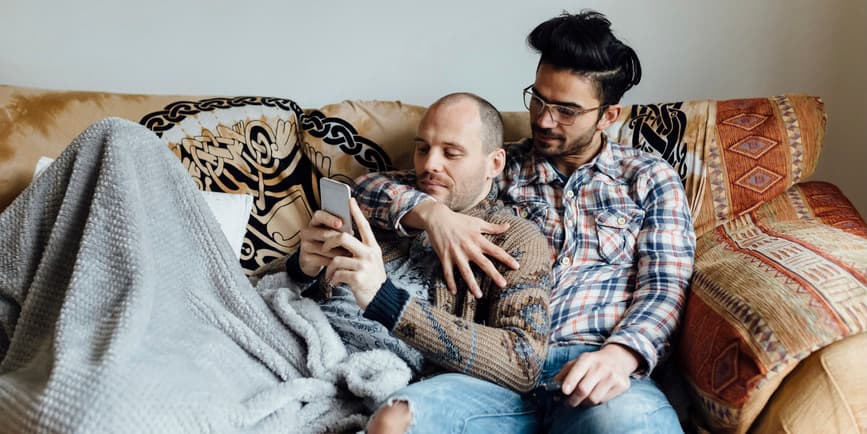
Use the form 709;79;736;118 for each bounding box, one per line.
319;177;353;233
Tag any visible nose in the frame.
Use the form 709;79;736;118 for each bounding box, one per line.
533;106;558;129
420;150;444;173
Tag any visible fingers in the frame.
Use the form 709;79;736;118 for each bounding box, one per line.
322;232;366;258
349;198;377;246
566;368;604;407
310;210;345;231
552;359;575;384
469;245;507;288
455;255;482;298
554;354;632;407
325;256;359;282
301;227;348;259
479;238;520;271
441;257;458;295
561;357;590;397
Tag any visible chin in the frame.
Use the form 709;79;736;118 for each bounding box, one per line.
533;141;560;156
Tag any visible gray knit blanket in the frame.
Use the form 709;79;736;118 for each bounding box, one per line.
0;118;410;433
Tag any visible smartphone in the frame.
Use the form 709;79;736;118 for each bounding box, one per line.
319;177;353;233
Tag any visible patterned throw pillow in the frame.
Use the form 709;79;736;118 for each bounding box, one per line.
140;96;317;274
680;217;867;433
0;86;320;274
607;95;827;237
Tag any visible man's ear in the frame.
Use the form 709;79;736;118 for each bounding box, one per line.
596;104;621;132
487;148;506;179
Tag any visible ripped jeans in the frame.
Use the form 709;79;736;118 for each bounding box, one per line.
372;344;683;434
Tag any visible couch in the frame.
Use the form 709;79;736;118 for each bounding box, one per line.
1;84;865;433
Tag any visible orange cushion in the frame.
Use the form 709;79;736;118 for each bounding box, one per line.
680;218;867;433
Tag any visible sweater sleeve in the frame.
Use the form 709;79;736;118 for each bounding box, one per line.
387;217;553;393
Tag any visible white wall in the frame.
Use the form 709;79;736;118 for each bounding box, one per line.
2;0;865;216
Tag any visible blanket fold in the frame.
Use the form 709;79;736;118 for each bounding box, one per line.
0;118;409;433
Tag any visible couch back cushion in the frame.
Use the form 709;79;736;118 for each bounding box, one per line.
0;85;315;274
300;95;826;237
0;86;828;273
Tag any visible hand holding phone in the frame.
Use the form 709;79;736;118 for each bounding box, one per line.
319;177;353;233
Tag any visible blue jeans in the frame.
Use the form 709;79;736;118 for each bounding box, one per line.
375;344;683;434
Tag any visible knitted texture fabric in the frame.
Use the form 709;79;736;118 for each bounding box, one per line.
383;195;553;392
0;118;409;433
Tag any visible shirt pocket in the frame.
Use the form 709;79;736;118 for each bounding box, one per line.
594;206;645;264
512;200;553;227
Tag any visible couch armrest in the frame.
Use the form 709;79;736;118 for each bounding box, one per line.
678;216;867;433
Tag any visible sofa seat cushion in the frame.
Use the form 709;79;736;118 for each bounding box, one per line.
680;217;867;433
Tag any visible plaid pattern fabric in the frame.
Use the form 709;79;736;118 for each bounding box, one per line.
354;137;695;374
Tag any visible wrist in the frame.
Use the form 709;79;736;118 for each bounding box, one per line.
300;264;322;278
601;343;641;376
402;198;441;231
358;272;387;310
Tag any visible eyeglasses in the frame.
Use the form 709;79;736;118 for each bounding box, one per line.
522;85;606;126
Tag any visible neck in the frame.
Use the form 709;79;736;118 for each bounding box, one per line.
551;132;605;174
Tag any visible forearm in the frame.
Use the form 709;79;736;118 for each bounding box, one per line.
353;170;433;234
609;165;695;374
367;226;553;392
605;280;687;376
395;288;548;393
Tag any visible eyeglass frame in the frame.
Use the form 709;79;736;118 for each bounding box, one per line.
522;85;607;126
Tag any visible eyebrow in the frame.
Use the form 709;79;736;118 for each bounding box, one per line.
531;86;582;108
413;137;467;151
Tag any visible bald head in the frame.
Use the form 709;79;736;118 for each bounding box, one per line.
413;92;507;212
427;93;504;153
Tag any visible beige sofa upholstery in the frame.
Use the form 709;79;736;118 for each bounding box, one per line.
1;84;865;433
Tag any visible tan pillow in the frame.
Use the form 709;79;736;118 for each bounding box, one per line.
0;85;193;210
0;85;315;274
752;333;867;433
298;100;424;184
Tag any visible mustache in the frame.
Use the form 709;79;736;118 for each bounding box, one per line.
531;125;564;140
417;173;450;186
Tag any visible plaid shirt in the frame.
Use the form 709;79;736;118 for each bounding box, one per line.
354;137;695;374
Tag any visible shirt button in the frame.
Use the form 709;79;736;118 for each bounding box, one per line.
565;220;574;228
565;191;575;199
559;257;571;266
617;217;627;225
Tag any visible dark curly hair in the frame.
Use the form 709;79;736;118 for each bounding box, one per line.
528;10;642;106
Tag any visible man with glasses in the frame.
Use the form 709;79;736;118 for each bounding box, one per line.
355;10;694;434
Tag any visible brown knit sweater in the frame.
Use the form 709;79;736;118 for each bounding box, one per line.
368;191;553;392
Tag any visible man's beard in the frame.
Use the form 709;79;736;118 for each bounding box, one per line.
531;125;597;158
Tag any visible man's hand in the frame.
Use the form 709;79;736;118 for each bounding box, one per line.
298;210;350;277
552;344;641;407
404;200;519;298
323;198;387;309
